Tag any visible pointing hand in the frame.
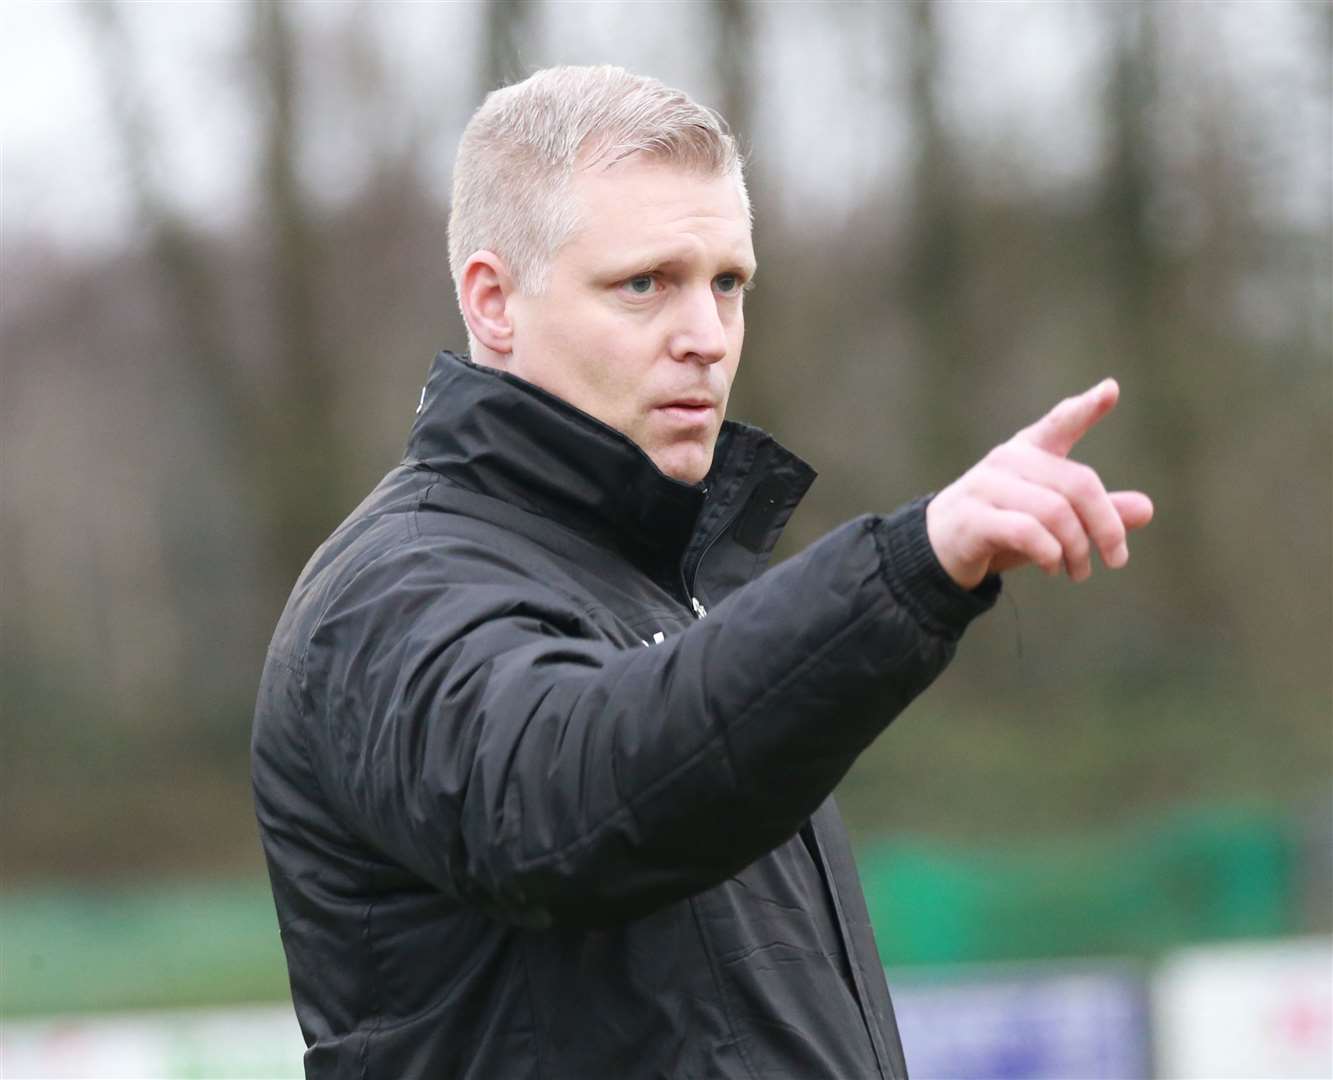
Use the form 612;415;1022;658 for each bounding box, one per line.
925;379;1154;590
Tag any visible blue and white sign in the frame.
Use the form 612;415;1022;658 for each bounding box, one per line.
890;962;1150;1080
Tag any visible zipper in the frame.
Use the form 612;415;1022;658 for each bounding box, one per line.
678;490;749;617
677;560;709;620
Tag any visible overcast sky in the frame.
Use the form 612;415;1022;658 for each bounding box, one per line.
2;1;1326;258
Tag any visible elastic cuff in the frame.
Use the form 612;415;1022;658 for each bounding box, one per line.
873;495;1001;641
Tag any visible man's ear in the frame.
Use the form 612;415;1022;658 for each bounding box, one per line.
460;251;516;356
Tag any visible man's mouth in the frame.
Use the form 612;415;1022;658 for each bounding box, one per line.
656;398;717;412
654;400;716;427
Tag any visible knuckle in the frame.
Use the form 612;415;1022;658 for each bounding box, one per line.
1042;494;1082;543
1071;464;1101;499
1053;499;1080;530
1039;489;1070;521
962;462;988;489
1096;515;1127;546
1002;517;1031;548
1022;520;1052;554
955;472;984;502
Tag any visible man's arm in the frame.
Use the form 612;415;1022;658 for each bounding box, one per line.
306;504;992;930
306;380;1150;932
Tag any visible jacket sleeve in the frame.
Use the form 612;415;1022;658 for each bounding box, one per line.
306;499;997;929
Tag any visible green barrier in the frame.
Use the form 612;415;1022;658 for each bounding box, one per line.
0;805;1300;1016
1;879;290;1017
858;805;1297;966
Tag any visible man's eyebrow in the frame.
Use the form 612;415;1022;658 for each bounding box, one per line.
610;247;758;277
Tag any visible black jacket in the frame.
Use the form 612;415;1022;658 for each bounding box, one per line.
252;351;998;1079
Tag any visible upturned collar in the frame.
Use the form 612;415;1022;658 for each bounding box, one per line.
404;351;815;590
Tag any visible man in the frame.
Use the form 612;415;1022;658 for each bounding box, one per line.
252;65;1152;1078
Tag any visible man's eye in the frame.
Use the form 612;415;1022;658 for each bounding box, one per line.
715;274;742;294
625;275;656;295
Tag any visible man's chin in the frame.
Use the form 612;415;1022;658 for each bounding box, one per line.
651;442;714;487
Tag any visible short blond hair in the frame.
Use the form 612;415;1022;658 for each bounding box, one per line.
448;65;749;303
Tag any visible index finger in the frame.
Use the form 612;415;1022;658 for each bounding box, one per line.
1017;378;1120;458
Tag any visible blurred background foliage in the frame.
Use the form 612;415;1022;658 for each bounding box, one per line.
1;0;1329;947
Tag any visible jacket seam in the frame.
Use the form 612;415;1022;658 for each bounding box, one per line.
292;521;422;855
298;516;420;675
517;938;548;1079
418;481;633;637
262;650;300;677
357;897;385;1080
289;504;422;1063
413;474;437;530
423;472;633;572
262;655;334;845
688;896;761;1080
340;931;502;1038
806;825;890;1079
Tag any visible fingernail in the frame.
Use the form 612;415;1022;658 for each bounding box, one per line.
1112;542;1129;567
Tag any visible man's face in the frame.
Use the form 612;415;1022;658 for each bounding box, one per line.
505;157;755;485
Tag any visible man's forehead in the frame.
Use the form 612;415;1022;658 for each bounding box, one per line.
574;157;747;214
565;163;754;270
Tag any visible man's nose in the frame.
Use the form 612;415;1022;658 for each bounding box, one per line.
668;286;729;365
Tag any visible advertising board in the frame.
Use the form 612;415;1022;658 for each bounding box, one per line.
1153;936;1332;1079
891;961;1151;1080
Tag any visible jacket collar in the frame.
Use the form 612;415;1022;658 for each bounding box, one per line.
404;351;814;585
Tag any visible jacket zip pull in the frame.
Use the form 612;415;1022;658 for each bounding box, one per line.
691;596;708;619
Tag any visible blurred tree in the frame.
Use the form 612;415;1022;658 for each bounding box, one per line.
81;0;358;600
480;0;535;94
1099;0;1222;640
707;0;778;431
249;0;353;586
711;0;752;150
6;0;1322;881
77;1;236;442
900;0;980;473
